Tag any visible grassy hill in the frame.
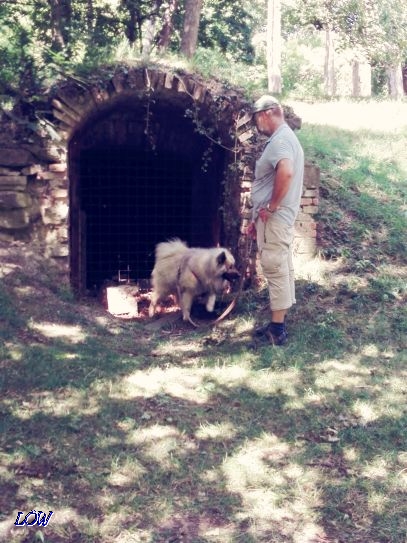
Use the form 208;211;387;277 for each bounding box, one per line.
0;100;406;543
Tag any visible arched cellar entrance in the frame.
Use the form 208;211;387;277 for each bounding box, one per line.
0;66;318;298
69;93;227;293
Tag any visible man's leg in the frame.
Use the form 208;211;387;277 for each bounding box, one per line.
288;241;296;307
271;242;295;322
256;217;293;345
271;308;287;324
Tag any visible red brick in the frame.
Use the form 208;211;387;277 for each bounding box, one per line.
302;205;319;214
303;189;318;198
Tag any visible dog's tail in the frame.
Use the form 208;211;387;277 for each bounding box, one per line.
155;238;189;261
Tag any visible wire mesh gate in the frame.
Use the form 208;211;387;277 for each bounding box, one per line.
80;147;194;290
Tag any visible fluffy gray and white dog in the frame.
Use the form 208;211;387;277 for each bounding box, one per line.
148;238;240;326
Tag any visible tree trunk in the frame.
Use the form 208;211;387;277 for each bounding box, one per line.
86;0;94;33
324;27;335;96
141;17;158;60
140;0;161;59
158;0;178;52
180;0;203;58
386;63;404;98
352;60;371;97
49;0;71;52
126;8;138;44
266;0;282;94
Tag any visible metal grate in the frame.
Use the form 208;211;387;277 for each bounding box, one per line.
80;147;194;290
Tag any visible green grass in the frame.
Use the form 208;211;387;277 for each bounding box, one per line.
1;101;407;543
297;121;407;265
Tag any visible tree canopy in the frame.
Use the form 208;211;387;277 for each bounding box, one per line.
0;0;405;100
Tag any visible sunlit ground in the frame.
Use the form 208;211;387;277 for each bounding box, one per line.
287;99;407;133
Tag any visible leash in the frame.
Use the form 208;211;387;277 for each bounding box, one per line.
208;236;253;326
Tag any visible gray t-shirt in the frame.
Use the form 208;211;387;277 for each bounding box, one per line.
251;123;304;226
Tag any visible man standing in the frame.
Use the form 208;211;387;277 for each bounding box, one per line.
247;95;304;346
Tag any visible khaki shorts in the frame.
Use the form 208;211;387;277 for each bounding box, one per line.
256;216;295;311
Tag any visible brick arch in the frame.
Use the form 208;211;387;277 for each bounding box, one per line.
52;67;247;142
49;66;253;293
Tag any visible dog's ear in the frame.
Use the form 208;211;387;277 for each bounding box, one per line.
216;251;227;266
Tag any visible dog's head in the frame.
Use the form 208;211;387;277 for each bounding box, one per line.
216;250;241;283
222;269;241;282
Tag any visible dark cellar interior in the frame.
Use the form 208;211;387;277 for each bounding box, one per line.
69;97;228;293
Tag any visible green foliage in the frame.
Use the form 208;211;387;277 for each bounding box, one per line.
190;47;266;95
0;0;132;92
284;0;407;68
199;0;256;63
371;63;390;96
0;3;40;93
281;32;325;98
0;0;405;101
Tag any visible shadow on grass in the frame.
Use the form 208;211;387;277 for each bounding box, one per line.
1;221;406;542
1;295;407;542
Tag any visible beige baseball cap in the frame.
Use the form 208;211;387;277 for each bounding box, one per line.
252;95;280;115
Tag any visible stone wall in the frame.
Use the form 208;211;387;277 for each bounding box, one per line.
294;163;320;256
0;148;69;261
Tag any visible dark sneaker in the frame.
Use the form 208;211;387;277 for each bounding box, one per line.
264;328;288;346
253;322;272;337
254;322;288;341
